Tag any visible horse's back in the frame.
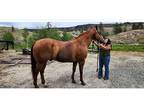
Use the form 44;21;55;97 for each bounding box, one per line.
32;38;88;63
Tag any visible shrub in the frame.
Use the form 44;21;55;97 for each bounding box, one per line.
3;32;15;42
61;32;73;41
22;28;29;42
113;23;122;34
33;28;61;41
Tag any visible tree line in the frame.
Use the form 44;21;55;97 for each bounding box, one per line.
112;22;144;34
1;22;144;50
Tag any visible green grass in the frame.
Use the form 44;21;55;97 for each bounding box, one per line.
112;44;144;52
89;44;144;52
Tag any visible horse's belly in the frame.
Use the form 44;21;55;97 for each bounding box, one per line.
55;50;75;62
55;54;75;62
56;58;74;62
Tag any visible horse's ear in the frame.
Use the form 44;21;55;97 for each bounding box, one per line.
87;27;91;31
88;26;96;32
95;25;98;30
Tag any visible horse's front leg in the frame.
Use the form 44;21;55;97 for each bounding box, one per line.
79;60;86;86
71;62;77;83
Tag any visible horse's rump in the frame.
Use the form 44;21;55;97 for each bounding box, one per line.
33;38;57;63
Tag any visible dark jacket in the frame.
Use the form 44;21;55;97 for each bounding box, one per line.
99;39;112;56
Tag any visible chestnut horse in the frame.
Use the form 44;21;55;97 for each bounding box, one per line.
31;27;105;88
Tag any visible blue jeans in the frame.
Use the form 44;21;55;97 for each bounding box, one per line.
98;55;110;79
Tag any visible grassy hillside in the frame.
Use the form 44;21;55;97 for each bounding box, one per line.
109;29;144;44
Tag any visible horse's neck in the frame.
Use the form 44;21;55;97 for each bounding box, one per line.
77;33;92;47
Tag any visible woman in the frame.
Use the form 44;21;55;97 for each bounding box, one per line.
97;37;112;80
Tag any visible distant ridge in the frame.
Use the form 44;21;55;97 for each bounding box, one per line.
27;22;144;32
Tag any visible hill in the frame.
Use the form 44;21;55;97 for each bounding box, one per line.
109;29;144;44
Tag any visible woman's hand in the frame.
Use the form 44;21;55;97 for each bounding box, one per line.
99;44;111;50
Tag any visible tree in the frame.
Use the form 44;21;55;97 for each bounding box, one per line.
22;28;29;42
99;22;104;35
132;23;144;30
123;26;127;32
12;26;15;32
132;23;136;30
47;22;52;30
33;28;61;41
138;23;144;29
61;32;73;41
48;28;62;40
3;32;15;42
113;23;122;34
123;23;127;32
28;36;34;48
22;28;29;48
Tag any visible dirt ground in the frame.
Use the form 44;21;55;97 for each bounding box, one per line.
0;50;144;88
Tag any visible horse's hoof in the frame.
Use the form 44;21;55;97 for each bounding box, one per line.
33;82;39;88
42;80;45;85
35;85;39;88
44;85;48;88
72;80;77;84
81;82;86;86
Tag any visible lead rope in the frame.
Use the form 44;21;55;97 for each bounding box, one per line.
96;40;100;72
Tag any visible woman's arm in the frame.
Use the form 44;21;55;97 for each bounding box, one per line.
99;44;112;50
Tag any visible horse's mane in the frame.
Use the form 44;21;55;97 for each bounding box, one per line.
74;31;89;39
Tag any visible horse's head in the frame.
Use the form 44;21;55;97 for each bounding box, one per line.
88;26;105;43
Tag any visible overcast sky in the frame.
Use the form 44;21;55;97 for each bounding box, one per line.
0;0;144;29
0;22;108;29
0;21;143;29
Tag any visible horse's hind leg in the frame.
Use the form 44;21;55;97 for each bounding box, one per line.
40;63;46;85
33;63;41;88
79;60;86;86
71;62;77;83
33;72;39;88
33;63;45;88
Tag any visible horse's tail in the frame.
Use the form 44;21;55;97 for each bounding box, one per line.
31;43;36;78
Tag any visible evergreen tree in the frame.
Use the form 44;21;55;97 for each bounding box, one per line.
113;23;122;34
99;22;104;35
12;26;15;32
132;23;144;30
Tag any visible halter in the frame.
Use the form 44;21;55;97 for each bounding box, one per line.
104;39;108;44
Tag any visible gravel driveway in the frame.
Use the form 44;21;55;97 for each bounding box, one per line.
0;51;144;88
